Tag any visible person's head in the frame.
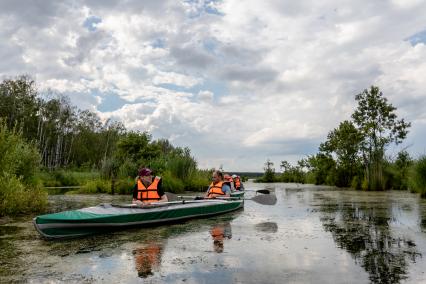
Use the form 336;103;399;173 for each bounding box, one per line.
212;170;223;183
232;174;237;179
138;167;153;183
223;174;233;183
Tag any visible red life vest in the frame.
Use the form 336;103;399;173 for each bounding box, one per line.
234;177;241;189
136;176;161;202
208;181;225;198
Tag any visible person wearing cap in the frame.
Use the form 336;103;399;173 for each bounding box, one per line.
133;168;168;204
205;170;231;199
232;174;244;191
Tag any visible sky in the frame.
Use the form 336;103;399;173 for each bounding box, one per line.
1;0;426;172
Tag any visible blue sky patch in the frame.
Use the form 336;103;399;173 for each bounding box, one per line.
97;91;128;112
184;0;223;18
83;16;102;32
406;29;426;46
152;38;165;49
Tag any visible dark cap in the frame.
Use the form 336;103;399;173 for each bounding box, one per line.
138;168;153;177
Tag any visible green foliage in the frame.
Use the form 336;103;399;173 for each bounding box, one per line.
351;175;362;190
0;121;47;216
0;174;47;215
183;170;210;192
39;170;100;187
161;171;185;193
257;159;276;182
320;121;362;187
352;86;410;190
383;151;412;190
114;178;134;195
279;160;306;183
74;179;111;194
165;148;197;182
306;154;336;185
410;156;426;197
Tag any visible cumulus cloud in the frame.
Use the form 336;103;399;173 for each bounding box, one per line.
1;0;426;170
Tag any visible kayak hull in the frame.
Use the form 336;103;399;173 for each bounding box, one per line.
34;199;243;239
230;190;244;198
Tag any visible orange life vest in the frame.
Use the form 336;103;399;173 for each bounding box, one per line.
136;176;161;202
208;181;225;198
234;177;241;189
133;244;162;277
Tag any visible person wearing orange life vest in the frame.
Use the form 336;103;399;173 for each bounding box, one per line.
132;167;168;204
223;173;235;191
232;174;244;191
204;170;231;199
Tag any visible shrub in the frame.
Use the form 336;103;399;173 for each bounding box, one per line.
74;178;111;194
410;156;426;197
161;171;185;193
115;178;134;195
0;121;47;216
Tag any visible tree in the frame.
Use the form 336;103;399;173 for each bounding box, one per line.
263;159;275;182
320;120;362;187
306;153;336;185
352;86;410;190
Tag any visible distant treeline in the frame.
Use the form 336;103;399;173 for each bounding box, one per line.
0;76;211;216
258;86;426;197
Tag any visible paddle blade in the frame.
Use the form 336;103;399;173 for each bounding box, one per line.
256;189;271;195
251;194;277;205
165;192;179;202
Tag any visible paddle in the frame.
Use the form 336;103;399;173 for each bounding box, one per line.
255;189;271;195
165;191;277;206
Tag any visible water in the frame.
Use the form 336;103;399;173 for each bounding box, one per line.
1;182;426;283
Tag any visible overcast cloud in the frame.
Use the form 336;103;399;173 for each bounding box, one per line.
1;0;426;171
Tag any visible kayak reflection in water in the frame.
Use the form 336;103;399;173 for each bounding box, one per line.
132;242;163;278
210;223;232;253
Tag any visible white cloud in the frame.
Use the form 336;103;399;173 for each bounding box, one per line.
1;0;426;171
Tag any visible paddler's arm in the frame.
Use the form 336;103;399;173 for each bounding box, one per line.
222;184;231;197
132;183;140;204
157;178;168;202
204;186;211;198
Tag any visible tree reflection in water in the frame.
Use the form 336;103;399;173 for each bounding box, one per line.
132;242;163;278
317;198;421;284
210;223;232;253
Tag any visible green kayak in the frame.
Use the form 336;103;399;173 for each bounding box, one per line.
33;199;243;239
230;190;244;198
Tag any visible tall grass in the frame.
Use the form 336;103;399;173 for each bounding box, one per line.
410;156;426;197
39;170;101;187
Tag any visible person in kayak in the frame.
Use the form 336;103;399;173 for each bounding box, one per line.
223;173;235;191
205;170;231;198
133;167;168;204
232;174;244;191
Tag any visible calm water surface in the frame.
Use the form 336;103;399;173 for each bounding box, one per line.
1;182;426;283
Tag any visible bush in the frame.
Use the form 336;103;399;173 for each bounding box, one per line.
351;175;362;190
0;174;48;216
114;178;134;195
39;170;100;187
184;174;210;192
73;178;111;194
0;121;47;216
161;171;185;193
410;156;426;197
